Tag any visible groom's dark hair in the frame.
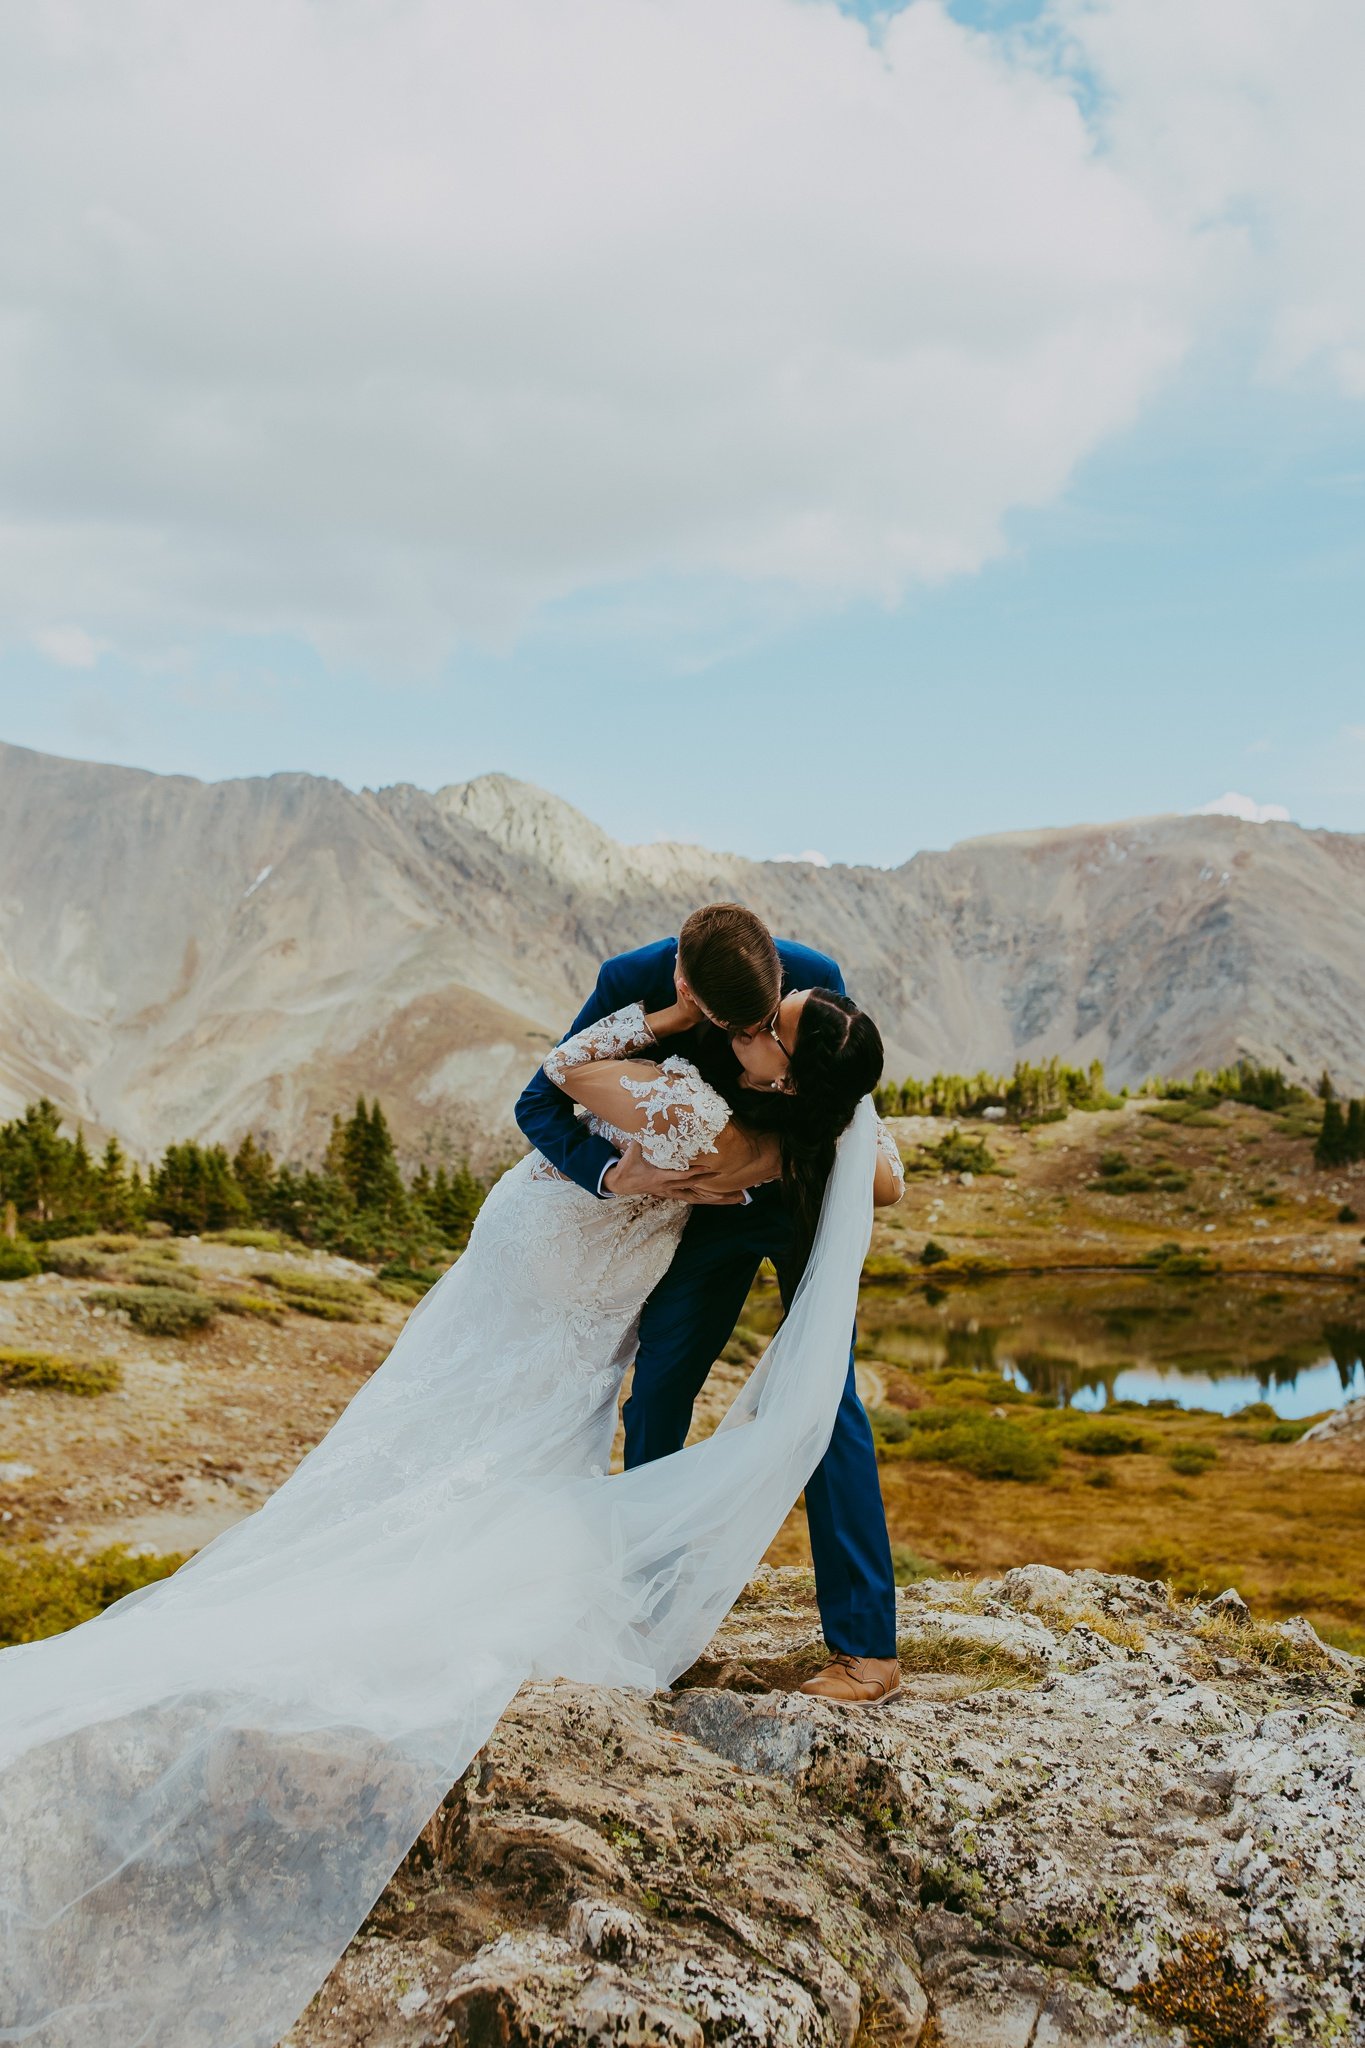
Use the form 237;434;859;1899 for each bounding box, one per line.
678;902;780;1031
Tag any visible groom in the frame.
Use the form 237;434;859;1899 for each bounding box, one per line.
515;902;900;1706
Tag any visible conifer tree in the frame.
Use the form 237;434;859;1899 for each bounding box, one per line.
96;1136;134;1229
1316;1098;1347;1168
1345;1098;1365;1164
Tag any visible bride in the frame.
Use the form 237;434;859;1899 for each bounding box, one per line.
0;974;903;2047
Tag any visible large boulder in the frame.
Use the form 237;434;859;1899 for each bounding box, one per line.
283;1567;1365;2048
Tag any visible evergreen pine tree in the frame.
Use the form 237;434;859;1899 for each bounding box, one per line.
201;1146;249;1231
1316;1098;1347;1168
323;1113;350;1186
366;1102;406;1214
1345;1099;1365;1164
232;1134;276;1219
341;1098;371;1203
96;1136;133;1229
434;1160;483;1248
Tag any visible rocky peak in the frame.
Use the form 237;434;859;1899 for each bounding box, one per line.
436;774;639;896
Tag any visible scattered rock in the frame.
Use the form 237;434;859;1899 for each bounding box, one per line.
1001;1562;1074;1610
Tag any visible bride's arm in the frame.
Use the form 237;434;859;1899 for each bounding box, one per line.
552;1056;775;1187
542;1002;777;1189
873;1120;906;1207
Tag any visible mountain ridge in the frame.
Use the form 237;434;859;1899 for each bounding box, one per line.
2;740;1361;1165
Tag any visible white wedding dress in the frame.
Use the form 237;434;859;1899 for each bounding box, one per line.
0;1008;887;2048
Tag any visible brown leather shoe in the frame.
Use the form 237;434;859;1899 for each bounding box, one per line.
797;1653;901;1707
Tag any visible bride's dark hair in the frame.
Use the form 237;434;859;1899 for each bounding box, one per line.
696;990;884;1276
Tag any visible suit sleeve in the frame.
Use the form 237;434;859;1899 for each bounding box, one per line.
514;963;625;1197
820;952;847;998
779;939;846;999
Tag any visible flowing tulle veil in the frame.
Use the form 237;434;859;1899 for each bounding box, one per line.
0;1101;877;2048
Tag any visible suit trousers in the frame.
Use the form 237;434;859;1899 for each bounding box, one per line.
620;1194;898;1659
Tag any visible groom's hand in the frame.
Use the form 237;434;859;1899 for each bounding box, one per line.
603;1142;746;1204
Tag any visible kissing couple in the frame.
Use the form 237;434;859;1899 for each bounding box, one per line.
0;902;904;2048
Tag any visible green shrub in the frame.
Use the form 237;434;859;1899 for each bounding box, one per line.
39;1241;110;1278
203;1228;294;1250
887;1414;1060;1483
920;1240;951;1267
1091;1148;1189;1195
861;1252;913;1284
1143;1101;1221;1127
374;1256;450;1306
1167;1441;1218;1475
0;1238;41;1281
114;1261;201;1290
1059;1420;1150;1457
928;1131;995;1175
0;1347;121;1394
0;1543;183;1645
869;1405;918;1446
214;1291;285;1322
1086;1467;1118;1489
88;1286;216;1335
1136;1243;1218;1277
253;1269;378;1321
890;1545;940;1585
1256;1418;1312;1444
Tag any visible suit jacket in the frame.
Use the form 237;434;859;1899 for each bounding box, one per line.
514;935;846;1198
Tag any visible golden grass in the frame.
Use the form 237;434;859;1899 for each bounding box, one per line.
895;1628;1042;1689
768;1414;1365;1649
1033;1601;1147;1654
1193;1609;1333;1673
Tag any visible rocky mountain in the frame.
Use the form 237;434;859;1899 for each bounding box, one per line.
290;1563;1365;2047
1;740;1362;1166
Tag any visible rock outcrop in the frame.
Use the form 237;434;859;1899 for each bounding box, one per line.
1302;1397;1365;1447
284;1566;1365;2047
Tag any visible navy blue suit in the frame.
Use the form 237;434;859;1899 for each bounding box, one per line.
515;936;897;1658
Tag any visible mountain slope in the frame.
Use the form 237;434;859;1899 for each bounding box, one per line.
1;742;1361;1164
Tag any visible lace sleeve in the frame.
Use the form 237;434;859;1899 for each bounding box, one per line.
542;1003;657;1088
875;1118;905;1201
617;1056;732;1171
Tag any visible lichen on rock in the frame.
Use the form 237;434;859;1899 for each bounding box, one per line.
283;1566;1365;2048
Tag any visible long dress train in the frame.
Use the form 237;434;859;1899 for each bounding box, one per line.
0;1012;879;2047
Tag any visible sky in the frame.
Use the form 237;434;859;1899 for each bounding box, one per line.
0;0;1362;868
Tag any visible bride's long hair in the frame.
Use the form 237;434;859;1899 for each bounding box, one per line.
698;990;884;1273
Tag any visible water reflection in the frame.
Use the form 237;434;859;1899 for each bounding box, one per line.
1002;1340;1365;1419
859;1276;1365;1419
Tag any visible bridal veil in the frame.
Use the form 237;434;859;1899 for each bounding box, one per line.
0;1100;877;2047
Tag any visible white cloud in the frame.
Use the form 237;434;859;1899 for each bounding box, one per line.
773;849;832;867
31;624;102;669
0;0;1195;661
1054;0;1365;394
1193;792;1291;824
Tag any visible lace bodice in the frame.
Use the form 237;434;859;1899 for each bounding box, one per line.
541;1002;732;1172
875;1118;905;1201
